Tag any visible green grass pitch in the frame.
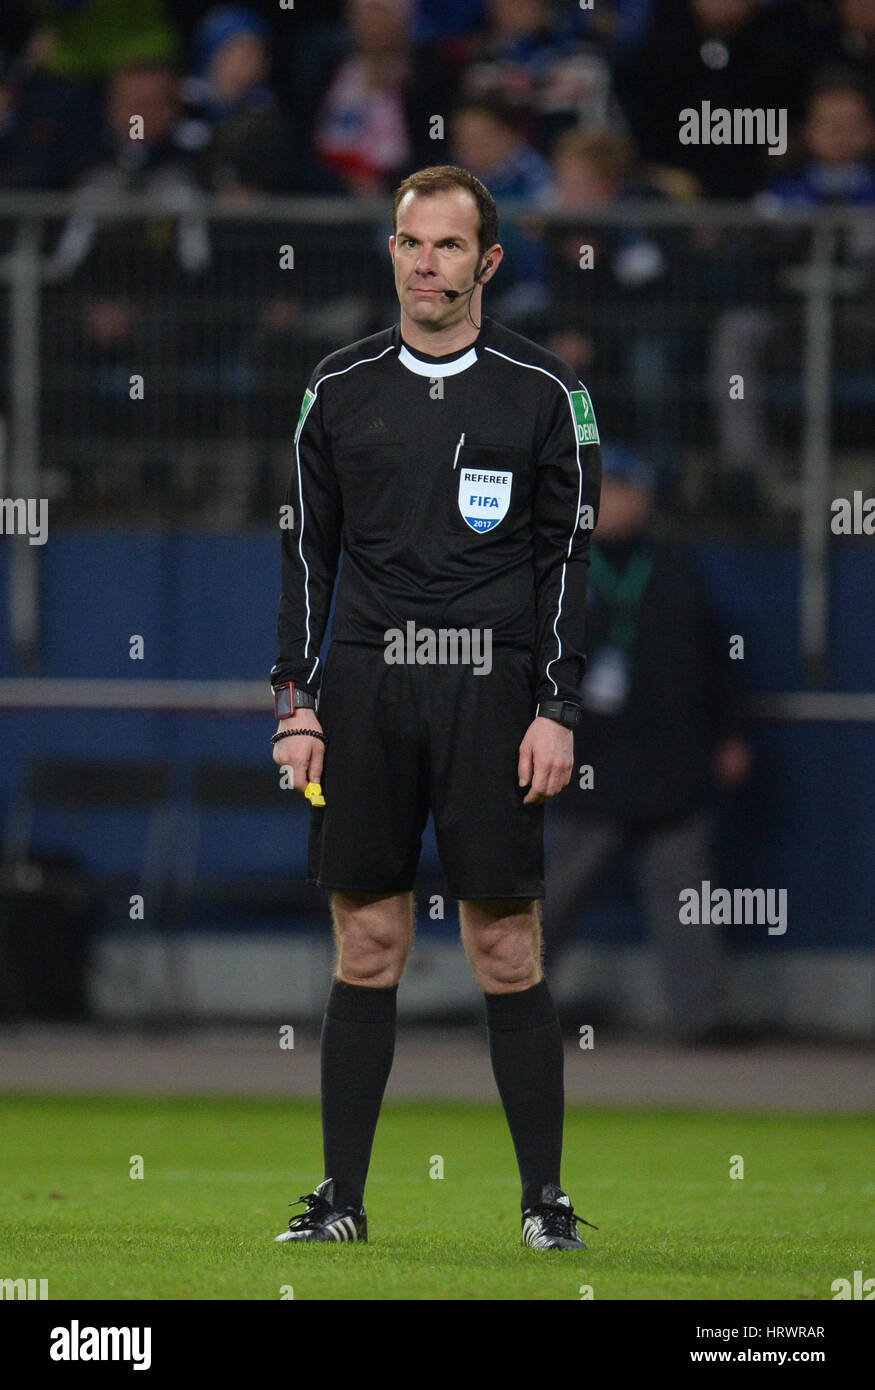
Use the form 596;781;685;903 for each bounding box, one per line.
1;1095;871;1300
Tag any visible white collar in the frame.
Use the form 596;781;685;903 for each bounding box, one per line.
398;343;478;377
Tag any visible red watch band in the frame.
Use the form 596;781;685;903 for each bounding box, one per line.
274;683;293;719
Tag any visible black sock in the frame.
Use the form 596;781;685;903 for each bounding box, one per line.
485;980;565;1211
320;979;397;1211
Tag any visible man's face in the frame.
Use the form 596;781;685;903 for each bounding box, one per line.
691;0;758;36
806;91;875;164
841;0;875;40
209;34;268;100
349;0;408;51
451;110;513;177
391;188;495;329
488;0;545;39
554;154;618;208
108;67;177;145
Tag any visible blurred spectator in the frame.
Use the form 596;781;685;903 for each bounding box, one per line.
535;124;690;451
615;0;831;197
27;0;179;79
543;445;752;1044
451;96;553;199
0;45;99;189
822;0;875;97
41;60;212;504
312;0;417;196
183;6;275;126
182;6;293;192
48;62;209;279
205;107;294;194
709;72;875;507
758;70;875;209
0;6;129;190
204;141;384;519
450;96;553;321
462;0;624;150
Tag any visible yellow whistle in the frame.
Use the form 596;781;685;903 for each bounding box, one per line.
304;781;326;807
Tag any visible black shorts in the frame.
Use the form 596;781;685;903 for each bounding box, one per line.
306;641;544;899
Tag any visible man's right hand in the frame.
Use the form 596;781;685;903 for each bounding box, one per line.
272;710;325;790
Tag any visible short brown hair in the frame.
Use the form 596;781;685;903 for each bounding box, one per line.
552;126;637;189
807;67;875;120
392;165;499;260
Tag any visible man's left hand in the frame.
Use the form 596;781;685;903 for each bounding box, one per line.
518;717;575;805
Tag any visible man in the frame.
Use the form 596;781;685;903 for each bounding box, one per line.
543;446;752;1041
269;165;602;1249
614;0;825;199
709;71;875;513
47;63;209;279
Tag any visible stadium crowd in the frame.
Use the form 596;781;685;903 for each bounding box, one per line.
1;0;873;201
0;0;873;521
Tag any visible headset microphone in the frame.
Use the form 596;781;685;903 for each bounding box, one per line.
443;260;492;300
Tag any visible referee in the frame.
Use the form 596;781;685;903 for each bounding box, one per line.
270;166;602;1250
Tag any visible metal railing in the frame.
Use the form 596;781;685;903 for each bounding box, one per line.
0;194;873;683
1;677;873;723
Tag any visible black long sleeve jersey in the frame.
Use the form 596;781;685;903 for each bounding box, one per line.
271;314;602;708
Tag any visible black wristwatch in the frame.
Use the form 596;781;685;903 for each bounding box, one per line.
536;700;582;729
273;682;317;719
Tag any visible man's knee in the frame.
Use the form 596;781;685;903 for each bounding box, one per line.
331;891;413;987
460;899;542;993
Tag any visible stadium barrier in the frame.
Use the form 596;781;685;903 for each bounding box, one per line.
0;197;872;1031
0;194;873;681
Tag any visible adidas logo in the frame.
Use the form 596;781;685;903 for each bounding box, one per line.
522;1215;554;1249
325;1214;360;1242
366;416;387;433
275;1211;362;1243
